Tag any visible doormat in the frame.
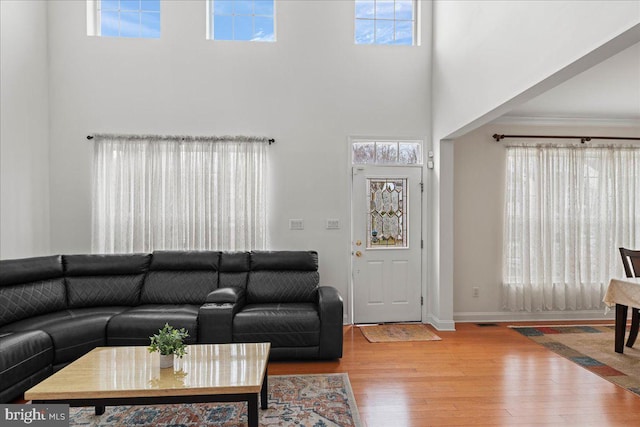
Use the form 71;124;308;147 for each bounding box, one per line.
511;325;640;396
67;373;362;426
359;323;441;343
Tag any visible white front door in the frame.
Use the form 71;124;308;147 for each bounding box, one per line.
352;166;422;324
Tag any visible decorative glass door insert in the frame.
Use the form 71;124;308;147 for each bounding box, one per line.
367;178;408;248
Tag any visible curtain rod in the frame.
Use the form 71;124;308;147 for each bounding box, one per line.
86;135;275;145
493;134;640;144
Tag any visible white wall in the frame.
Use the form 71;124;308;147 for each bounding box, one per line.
429;0;640;329
453;121;639;322
0;0;51;259
432;0;640;140
45;0;432;320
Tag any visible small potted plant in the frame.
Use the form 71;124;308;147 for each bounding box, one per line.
148;323;189;368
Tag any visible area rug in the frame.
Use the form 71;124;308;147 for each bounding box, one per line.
68;373;362;426
512;325;640;396
359;323;441;343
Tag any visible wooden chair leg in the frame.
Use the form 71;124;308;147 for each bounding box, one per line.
615;304;628;353
626;308;639;348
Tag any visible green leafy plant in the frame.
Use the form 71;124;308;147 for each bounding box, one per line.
148;323;189;358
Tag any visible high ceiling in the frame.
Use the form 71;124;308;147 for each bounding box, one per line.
502;42;640;122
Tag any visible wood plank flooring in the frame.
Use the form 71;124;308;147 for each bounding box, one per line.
268;322;640;426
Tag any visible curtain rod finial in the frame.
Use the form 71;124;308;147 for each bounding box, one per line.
493;134;504;141
87;135;94;140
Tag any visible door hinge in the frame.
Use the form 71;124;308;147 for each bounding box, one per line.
421;296;424;306
421;239;423;249
420;182;424;192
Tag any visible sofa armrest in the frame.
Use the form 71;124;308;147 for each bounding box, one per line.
317;286;343;359
198;287;246;344
206;287;245;304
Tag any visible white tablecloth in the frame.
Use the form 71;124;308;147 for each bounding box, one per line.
604;277;640;310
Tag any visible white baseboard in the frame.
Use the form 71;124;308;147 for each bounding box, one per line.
343;311;615;327
454;310;615;323
425;314;456;331
342;315;457;331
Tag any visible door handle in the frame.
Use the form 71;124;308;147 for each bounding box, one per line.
355;251;362;257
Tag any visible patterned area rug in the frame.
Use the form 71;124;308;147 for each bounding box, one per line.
359;323;441;343
512;325;640;396
68;374;361;426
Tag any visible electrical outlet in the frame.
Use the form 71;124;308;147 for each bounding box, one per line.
472;287;479;298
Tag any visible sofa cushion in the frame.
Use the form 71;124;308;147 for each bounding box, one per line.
140;251;219;304
0;330;53;402
0;280;67;328
233;303;320;347
0;256;66;327
246;251;319;304
63;254;151;307
0;255;64;286
219;252;250;290
221;252;251;272
250;251;318;271
107;304;199;346
0;307;128;365
247;271;319;304
148;250;219;270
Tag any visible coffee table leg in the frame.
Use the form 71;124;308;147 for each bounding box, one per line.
615;304;628;354
95;405;105;416
261;368;268;410
247;394;258;427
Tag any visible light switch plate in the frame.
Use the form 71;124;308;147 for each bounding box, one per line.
289;219;304;230
326;219;340;229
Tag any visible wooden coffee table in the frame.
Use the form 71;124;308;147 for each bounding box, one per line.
25;343;270;427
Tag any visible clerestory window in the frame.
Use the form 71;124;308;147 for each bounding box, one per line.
208;0;275;42
88;0;161;38
355;0;417;45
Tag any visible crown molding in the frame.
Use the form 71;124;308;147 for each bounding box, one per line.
493;115;640;128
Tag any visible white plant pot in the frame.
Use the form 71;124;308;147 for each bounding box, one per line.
159;354;174;369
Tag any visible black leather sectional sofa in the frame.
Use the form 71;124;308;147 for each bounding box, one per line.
0;250;343;403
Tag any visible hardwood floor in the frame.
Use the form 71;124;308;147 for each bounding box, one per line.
268;322;640;426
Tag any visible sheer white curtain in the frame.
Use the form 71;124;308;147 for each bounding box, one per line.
503;145;640;312
92;135;267;253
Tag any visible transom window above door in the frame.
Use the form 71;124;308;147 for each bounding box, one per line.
352;140;423;165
